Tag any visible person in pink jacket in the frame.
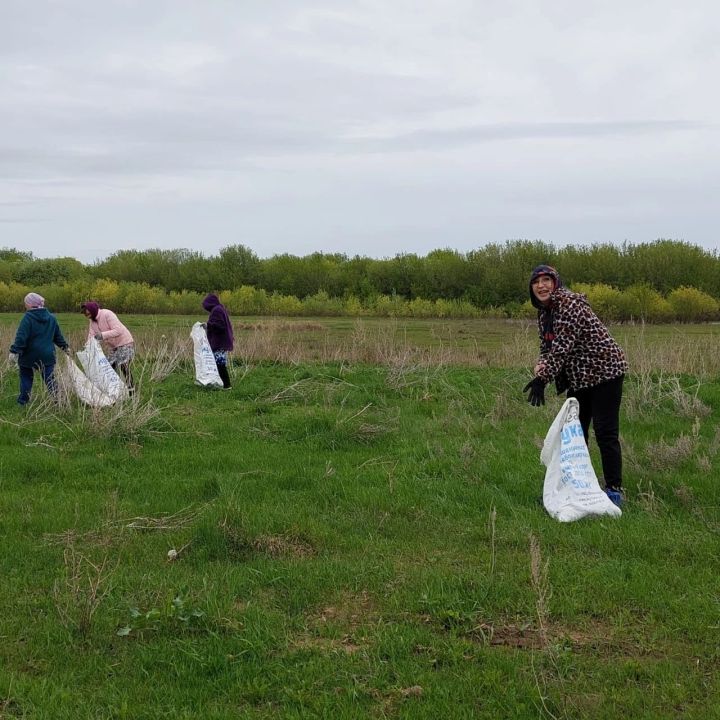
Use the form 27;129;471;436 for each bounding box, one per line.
80;301;135;393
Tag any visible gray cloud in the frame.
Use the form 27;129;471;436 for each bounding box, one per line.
1;0;719;260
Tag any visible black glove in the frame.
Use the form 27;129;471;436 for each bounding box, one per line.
523;377;546;406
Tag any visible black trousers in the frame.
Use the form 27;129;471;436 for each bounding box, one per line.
216;363;231;389
111;361;134;391
568;375;624;490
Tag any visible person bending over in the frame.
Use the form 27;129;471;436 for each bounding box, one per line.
524;265;628;507
81;301;136;393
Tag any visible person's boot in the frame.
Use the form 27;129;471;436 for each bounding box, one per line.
218;364;231;390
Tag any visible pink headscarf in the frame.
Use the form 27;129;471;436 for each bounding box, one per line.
81;301;100;320
24;292;45;309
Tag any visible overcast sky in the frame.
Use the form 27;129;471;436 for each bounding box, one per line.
2;0;718;263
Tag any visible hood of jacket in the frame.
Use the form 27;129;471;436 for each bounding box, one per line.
25;307;52;325
202;293;220;311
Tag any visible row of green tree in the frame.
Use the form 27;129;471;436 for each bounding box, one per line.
1;239;720;306
0;279;718;322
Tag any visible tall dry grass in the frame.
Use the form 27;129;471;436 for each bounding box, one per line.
3;321;719;440
121;319;720;374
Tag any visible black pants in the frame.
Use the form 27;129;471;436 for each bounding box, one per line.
111;361;135;391
216;363;231;389
568;375;624;490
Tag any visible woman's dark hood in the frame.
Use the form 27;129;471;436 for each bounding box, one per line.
529;265;563;309
202;293;220;311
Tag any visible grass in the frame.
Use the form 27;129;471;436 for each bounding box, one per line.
0;316;719;718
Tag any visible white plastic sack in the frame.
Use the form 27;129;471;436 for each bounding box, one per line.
190;322;223;388
76;337;128;402
63;354;115;407
541;397;621;522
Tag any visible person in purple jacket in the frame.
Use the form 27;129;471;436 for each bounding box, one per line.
201;293;234;390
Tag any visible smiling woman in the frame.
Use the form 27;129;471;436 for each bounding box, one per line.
525;264;628;507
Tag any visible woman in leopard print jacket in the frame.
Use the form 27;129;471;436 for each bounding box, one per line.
525;265;628;505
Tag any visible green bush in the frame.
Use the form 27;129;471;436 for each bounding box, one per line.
667;286;720;322
0;282;26;311
623;284;674;322
2;275;720;322
168;290;205;315
301;291;345;316
344;295;365;316
572;283;624;322
268;292;303;316
223;286;269;315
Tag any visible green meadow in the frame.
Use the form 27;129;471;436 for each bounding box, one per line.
0;316;719;719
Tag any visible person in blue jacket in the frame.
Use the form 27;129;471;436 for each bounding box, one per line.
9;292;70;405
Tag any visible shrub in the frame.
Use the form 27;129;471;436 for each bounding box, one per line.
572;283;624;322
301;291;345;316
371;294;408;317
268;292;303;316
623;284;674;322
168;290;204;315
407;297;436;318
224;286;269;315
90;279;122;309
344;295;365;316
117;282;169;313
0;282;29;311
667;286;720;322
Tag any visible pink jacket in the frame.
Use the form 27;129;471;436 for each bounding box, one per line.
87;309;134;349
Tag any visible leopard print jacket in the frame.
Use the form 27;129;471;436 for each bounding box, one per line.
535;288;628;391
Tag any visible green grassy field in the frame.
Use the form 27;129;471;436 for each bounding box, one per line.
0;316;719;718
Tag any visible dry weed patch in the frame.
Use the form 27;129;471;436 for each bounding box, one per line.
118;502;213;532
217;518;316;560
291;590;377;655
52;546;116;637
251;533;315;559
644;434;698;472
634;480;666;516
673;485;720;533
625;372;710;420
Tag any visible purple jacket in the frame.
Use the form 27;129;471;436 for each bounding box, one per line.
202;294;234;351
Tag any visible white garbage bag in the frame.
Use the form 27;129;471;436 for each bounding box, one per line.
190;322;223;388
76;337;128;402
541;397;621;522
63;354;115;407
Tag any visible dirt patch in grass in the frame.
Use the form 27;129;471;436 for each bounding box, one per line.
290;590;377;655
313;589;377;629
465;619;662;658
218;519;317;560
251;533;315;559
292;634;364;655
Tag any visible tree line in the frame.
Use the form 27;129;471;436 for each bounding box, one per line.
1;240;719;321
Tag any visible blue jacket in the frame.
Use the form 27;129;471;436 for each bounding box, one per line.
10;309;68;369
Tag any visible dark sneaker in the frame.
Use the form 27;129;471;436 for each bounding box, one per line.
605;488;623;508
